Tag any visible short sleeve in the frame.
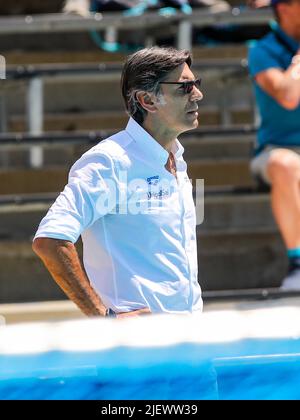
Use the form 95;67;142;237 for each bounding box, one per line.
248;42;283;78
34;152;125;243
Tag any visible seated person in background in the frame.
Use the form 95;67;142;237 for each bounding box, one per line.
248;0;300;290
63;0;229;15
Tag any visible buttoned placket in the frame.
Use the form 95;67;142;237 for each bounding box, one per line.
165;151;178;180
126;118;197;310
166;152;195;309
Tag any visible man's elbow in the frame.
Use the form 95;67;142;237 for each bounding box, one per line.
277;92;300;110
32;237;73;259
279;99;300;110
32;237;52;258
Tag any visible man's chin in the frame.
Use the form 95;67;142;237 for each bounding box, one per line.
177;119;199;135
189;119;199;130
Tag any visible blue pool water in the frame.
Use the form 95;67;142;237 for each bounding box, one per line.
1;338;300;400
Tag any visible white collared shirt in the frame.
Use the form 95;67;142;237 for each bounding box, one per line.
34;118;202;314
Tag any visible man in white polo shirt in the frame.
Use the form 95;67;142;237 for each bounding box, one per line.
32;46;203;318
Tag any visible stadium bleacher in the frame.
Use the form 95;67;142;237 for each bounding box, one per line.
0;3;290;306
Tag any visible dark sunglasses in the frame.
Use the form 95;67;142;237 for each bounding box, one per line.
159;78;202;94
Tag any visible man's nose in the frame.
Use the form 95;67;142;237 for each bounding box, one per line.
191;86;203;102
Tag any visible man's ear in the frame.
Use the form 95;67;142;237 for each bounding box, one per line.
136;91;157;113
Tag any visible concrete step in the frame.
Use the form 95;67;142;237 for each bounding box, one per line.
0;226;287;303
7;108;254;133
0;157;254;194
0;128;257;193
181;135;254;159
3;293;300;325
0;202;54;240
3;47;252;118
0;133;256;191
198;227;287;291
0;143;86;168
0;300;84;325
0;192;281;301
4;50;127;65
0;167;67;195
9;111;128;133
4;45;248;66
0;132;255;168
188;158;254;188
0;240;67;303
199;193;275;231
5;77;253;116
0;194;282;299
1;28;172;53
0;193;274;240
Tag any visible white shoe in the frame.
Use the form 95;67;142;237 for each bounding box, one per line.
280;268;300;291
189;0;230;12
63;0;90;16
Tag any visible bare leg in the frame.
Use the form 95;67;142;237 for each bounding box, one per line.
267;149;300;289
267;149;300;249
62;0;90;16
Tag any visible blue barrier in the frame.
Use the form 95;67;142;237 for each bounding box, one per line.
1;309;300;400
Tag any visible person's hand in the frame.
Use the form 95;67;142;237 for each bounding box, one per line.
246;0;271;8
116;308;151;318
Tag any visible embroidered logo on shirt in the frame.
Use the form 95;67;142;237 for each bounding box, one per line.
147;189;169;200
147;175;160;186
146;176;170;200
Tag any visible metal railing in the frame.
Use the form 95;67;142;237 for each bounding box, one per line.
0;123;256;145
0;8;273;50
1;58;252;167
0;7;268;166
0;125;258;206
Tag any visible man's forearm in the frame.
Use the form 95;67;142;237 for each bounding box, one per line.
32;238;107;317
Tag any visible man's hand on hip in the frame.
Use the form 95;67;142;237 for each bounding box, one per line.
116;308;151;318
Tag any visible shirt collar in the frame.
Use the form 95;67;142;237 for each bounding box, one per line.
173;138;185;160
271;21;299;55
125;117;184;164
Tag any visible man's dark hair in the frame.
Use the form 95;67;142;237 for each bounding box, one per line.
121;46;192;125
